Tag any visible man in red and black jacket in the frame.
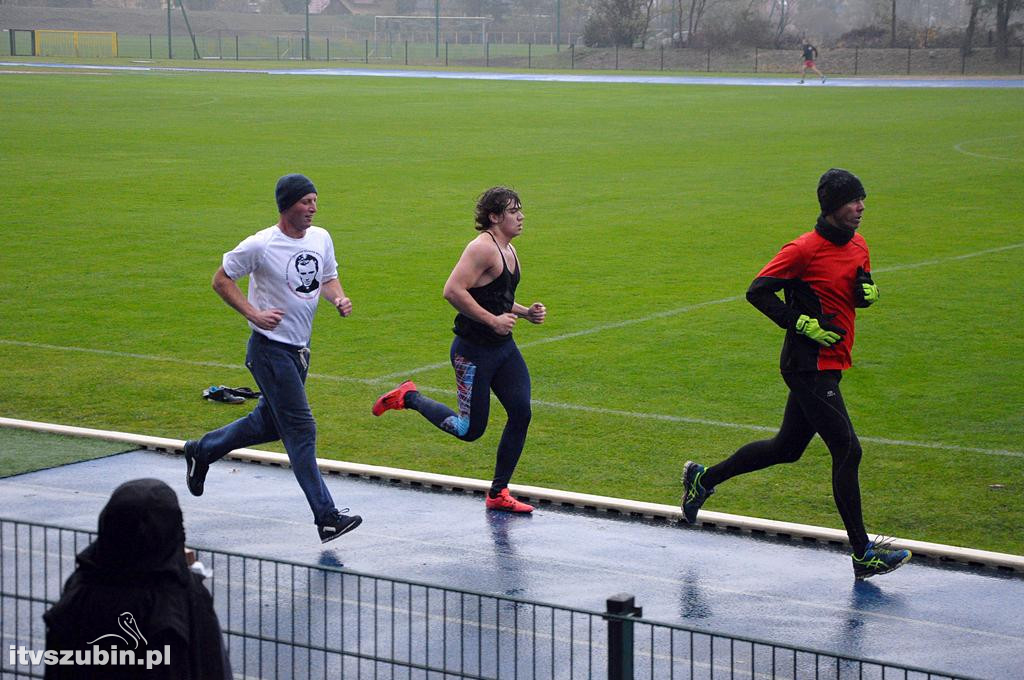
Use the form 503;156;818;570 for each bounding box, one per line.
680;169;911;580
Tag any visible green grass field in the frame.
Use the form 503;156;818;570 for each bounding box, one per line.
0;67;1021;555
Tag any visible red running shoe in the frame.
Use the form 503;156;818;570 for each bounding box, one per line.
485;488;534;513
372;380;417;416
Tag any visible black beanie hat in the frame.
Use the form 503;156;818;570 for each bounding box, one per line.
275;173;317;213
817;168;866;216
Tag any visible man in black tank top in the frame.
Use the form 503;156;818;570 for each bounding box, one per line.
372;187;547;513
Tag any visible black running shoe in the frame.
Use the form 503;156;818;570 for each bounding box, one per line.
680;460;714;524
184;440;208;497
852;537;912;580
318;509;362;544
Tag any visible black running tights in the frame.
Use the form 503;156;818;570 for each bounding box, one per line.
702;370;869;554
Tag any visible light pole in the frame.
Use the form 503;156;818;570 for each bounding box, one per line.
167;0;173;59
890;0;897;48
556;0;561;52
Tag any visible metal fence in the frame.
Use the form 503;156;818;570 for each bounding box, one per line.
2;27;1022;76
1;517;973;679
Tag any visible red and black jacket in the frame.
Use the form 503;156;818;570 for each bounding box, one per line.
746;217;870;373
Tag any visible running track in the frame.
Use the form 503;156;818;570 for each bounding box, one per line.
1;61;1023;88
1;448;1021;679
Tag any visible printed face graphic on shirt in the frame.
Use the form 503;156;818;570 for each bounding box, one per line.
290;252;321;297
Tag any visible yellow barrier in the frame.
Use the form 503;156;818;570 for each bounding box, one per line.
34;30;118;58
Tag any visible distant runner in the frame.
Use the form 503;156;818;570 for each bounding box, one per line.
800;42;826;84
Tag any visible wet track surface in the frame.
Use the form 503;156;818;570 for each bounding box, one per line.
1;449;1022;678
2;61;1023;89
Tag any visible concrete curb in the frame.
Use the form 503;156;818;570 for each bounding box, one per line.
3;416;1022;573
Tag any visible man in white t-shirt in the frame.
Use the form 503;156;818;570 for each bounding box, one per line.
183;174;362;544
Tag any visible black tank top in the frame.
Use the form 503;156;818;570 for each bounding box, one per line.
453;232;520;346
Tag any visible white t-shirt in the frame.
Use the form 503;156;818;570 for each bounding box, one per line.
222;225;339;347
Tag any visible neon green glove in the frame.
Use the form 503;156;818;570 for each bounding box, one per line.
854;267;879;307
860;282;879;305
794;314;847;347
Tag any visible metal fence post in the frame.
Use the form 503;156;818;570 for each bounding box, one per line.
571;42;574;69
606;593;642;680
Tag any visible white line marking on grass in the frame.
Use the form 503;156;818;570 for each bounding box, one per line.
374;240;1024;382
873;242;1024;273
0;69;111;76
371;295;743;381
0;339;380;386
3;243;1020;459
3;338;1018;458
953;135;1022;161
530;399;1024;458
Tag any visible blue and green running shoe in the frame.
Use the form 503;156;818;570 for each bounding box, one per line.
852;537;912;579
680;461;714;524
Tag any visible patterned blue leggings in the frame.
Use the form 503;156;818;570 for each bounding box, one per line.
405;336;532;494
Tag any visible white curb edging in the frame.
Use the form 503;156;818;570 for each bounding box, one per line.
3;416;1022;573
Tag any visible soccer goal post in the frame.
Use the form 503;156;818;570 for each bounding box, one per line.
34;30;118;58
372;15;489;57
9;29;36;56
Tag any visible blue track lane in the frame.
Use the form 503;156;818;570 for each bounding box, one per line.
2;61;1023;88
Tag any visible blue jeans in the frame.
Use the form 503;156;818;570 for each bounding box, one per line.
195;332;336;524
406;336;532;494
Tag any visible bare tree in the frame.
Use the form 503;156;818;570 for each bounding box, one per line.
640;0;656;46
994;0;1020;58
890;0;897;47
675;0;712;46
583;0;652;46
769;0;790;48
962;0;982;55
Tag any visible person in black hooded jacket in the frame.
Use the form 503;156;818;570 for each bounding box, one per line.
43;478;230;679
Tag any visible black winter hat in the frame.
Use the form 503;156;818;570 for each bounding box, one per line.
817;168;866;216
275;173;317;213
